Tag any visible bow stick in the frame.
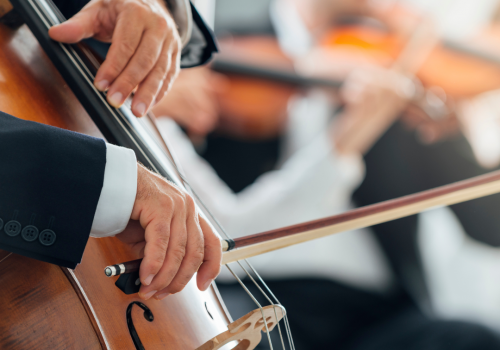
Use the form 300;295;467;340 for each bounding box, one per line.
106;169;500;275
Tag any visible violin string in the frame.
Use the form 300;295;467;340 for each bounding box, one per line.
34;1;295;347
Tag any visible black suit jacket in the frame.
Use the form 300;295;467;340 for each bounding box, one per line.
0;1;217;269
0;112;106;268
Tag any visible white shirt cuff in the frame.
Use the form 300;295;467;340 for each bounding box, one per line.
90;144;137;238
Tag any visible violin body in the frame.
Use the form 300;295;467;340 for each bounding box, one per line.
322;24;500;97
0;17;233;350
213;36;298;139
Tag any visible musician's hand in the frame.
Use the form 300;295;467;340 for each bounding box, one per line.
152;67;224;137
115;164;222;300
49;0;181;118
333;67;414;155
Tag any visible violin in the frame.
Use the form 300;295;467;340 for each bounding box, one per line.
0;1;287;349
321;26;500;98
210;5;500;141
210;36;336;140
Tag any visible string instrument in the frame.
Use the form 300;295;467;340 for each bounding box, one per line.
210;36;341;139
210;35;445;141
211;11;500;140
0;1;287;349
3;1;500;349
321;21;500;98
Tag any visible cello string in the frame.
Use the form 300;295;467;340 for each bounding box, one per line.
159;130;291;349
244;260;296;350
226;264;275;350
175;166;293;350
0;253;12;265
32;1;294;347
149;131;291;349
236;261;289;350
155;129;293;349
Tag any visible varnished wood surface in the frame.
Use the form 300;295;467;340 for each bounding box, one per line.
75;238;232;349
0;249;11;263
0;254;102;350
0;23;233;349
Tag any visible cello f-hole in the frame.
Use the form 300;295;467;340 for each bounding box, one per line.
126;301;155;350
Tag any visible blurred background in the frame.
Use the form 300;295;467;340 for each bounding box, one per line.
153;0;500;348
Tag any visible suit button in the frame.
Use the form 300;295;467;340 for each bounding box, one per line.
4;220;21;237
39;229;56;246
22;225;39;242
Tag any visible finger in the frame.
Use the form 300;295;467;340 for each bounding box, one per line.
138;212;172;295
130;42;171;117
139;205;187;299
48;4;99;43
196;216;222;291
154;198;204;299
114;219;145;245
152;43;180;107
93;8;145;93
106;26;167;109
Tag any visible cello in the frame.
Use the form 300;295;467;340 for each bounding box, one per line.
0;1;288;349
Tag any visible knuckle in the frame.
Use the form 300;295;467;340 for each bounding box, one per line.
103;64;122;80
172;246;186;264
174;238;187;253
147;259;162;272
118;40;136;58
159;195;175;209
168;282;186;294
173;193;186;206
155;16;169;32
185;195;195;210
190;247;204;264
153;222;170;242
140;53;157;71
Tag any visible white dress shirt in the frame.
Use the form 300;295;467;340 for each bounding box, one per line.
155;91;394;293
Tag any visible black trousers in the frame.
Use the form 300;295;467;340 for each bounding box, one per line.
353;122;500;307
217;279;500;350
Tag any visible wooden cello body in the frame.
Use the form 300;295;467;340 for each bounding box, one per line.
0;5;235;350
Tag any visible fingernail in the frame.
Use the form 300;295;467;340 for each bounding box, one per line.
155;293;170;300
135;102;147;116
142;290;157;300
144;274;155;286
95;80;109;91
108;92;123;107
201;279;213;291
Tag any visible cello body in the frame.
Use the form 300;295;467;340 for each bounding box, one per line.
0;11;234;350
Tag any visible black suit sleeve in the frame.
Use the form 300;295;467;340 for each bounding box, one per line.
0;112;106;269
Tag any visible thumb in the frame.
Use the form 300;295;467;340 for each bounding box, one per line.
49;6;99;43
